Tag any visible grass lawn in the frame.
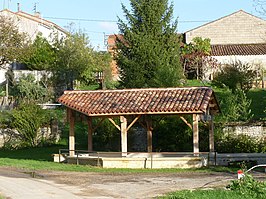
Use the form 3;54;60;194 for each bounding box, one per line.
160;189;258;199
247;89;266;120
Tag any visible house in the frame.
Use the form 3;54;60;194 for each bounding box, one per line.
0;9;67;84
0;9;66;42
184;10;266;86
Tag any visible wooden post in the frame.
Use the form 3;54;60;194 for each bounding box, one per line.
88;117;93;152
146;119;152;153
120;116;127;157
193;114;199;155
68;108;75;157
209;115;215;152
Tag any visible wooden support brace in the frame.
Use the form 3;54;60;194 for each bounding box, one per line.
126;115;141;131
179;116;192;130
108;118;121;131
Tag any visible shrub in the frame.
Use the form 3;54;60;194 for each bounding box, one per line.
215;89;253;123
212;61;257;92
227;173;266;198
215;133;265;153
8;103;53;148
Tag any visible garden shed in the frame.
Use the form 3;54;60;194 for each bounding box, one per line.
57;87;220;168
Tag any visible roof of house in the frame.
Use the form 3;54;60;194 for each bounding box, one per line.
211;43;266;56
0;9;67;34
58;87;220;117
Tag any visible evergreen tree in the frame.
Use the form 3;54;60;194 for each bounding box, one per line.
116;0;183;88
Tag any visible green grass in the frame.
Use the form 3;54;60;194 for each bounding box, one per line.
159;189;257;199
247;89;266;120
185;80;266;121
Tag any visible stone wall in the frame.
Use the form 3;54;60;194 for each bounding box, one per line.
223;123;266;139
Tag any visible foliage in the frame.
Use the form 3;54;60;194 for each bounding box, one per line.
215;89;253;123
153;116;192;152
215;133;265;153
116;0;183;88
51;32;95;95
181;37;218;80
212;61;257;92
82;51;116;89
6;103;53;148
160;189;257;199
22;34;56;70
227;173;266;199
246;89;266;121
9;73;51;104
0;15;31;65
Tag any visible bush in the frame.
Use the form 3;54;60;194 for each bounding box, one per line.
227;173;266;198
212;61;257;92
7;103;53;148
215;89;253;123
215;133;265;153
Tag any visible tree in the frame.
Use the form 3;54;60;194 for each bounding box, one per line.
116;0;183;88
0;15;30;66
181;37;213;79
23;34;56;70
51;32;95;94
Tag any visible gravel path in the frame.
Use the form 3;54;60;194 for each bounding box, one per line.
0;167;236;199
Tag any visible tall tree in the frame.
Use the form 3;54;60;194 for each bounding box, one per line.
52;32;95;94
116;0;183;88
0;15;30;66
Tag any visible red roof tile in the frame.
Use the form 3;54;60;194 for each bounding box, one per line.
58;87;220;117
211;44;266;56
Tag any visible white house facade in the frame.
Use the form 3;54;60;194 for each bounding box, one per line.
0;9;67;84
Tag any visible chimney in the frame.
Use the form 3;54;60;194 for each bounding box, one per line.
34;12;41;18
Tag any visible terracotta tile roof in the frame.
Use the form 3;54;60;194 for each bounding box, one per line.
211;44;266;56
58;87;220;117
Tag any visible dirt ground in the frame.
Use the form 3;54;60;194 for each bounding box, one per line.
0;166;240;199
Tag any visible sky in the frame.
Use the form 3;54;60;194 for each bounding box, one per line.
0;0;261;51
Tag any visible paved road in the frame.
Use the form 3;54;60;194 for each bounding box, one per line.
0;167;236;199
0;174;87;199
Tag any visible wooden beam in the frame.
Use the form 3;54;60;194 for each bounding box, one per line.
179;116;192;130
209;115;215;152
69;108;75;157
126;115;141;131
88;117;93;152
193;114;199;155
108;118;121;131
146;119;152;153
120;116;127;156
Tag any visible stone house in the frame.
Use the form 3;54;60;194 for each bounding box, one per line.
184;10;266;86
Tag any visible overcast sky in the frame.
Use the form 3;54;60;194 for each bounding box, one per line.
1;0;260;50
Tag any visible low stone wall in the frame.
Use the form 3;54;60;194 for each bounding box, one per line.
210;153;266;166
223;123;266;139
64;155;207;169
